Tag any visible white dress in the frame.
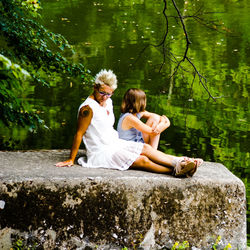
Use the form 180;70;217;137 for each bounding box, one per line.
77;97;144;170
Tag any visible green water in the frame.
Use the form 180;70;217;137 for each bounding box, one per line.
1;0;250;244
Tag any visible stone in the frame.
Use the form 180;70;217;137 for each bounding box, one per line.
0;150;247;249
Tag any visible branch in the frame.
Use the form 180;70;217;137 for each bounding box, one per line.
156;0;168;47
186;57;214;100
133;0;217;100
133;0;168;71
170;0;215;100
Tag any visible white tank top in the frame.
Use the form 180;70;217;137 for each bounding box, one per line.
78;97;119;156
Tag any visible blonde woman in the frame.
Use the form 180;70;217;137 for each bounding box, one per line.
56;70;200;177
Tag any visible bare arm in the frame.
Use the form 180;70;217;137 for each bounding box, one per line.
154;115;170;133
141;111;160;130
141;111;170;133
123;114;158;135
56;105;93;167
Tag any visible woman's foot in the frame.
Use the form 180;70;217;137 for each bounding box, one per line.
172;158;196;177
194;158;203;167
186;158;203;177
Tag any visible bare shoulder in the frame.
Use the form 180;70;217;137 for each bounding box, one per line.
125;113;137;121
124;113;140;124
122;113;138;130
79;105;93;118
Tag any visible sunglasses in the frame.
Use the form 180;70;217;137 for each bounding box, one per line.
98;90;113;97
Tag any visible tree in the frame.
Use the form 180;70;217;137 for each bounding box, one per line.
0;0;92;129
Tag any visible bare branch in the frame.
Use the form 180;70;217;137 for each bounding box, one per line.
186;57;214;100
170;0;215;100
133;0;220;100
156;0;168;47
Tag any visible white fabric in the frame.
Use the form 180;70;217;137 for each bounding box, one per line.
77;97;143;170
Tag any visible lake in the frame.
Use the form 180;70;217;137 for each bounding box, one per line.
1;0;250;244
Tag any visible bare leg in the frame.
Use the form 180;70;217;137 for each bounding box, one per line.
132;145;199;177
142;116;160;149
141;143;176;167
131;155;172;174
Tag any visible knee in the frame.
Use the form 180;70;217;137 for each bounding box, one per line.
146;114;160;126
137;155;150;166
142;143;152;154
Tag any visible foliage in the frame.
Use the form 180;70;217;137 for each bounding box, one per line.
212;236;232;250
10;236;233;250
169;237;232;250
171;241;189;249
10;237;38;250
0;54;43;129
0;0;92;129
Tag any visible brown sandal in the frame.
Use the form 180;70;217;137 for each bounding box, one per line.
173;158;196;177
186;161;198;177
185;158;203;177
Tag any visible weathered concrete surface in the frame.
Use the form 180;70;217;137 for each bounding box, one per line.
0;150;247;250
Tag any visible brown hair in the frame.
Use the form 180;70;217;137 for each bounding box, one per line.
121;88;146;114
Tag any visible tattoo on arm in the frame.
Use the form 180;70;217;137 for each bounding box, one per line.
79;106;91;118
82;109;89;117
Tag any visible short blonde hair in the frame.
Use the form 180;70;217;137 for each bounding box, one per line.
121;88;146;114
94;69;118;90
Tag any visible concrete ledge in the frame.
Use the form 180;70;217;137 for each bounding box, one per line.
0;150;247;249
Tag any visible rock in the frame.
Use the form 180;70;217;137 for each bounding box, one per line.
0;150;247;249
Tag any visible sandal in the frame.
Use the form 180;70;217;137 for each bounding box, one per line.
172;158;196;178
184;158;203;177
186;161;198;177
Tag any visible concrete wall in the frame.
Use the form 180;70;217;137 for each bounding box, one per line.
0;150;247;249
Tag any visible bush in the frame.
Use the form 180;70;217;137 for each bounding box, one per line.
0;0;92;129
